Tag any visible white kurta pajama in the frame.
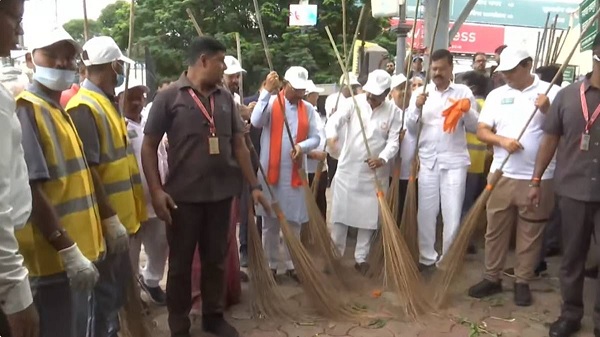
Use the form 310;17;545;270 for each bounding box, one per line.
251;89;320;270
326;94;402;263
405;83;479;266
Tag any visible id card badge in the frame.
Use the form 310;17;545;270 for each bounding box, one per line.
581;133;591;151
208;136;220;155
501;97;515;105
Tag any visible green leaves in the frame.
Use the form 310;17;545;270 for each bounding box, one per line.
64;0;395;90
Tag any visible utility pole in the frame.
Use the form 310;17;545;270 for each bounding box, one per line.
394;1;412;75
424;0;450;69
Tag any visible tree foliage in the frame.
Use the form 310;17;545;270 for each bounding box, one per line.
63;0;396;92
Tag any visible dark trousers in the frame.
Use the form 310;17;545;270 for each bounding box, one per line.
558;196;600;326
461;172;486;219
239;186;262;257
540;200;561;262
94;250;131;337
166;199;232;336
396;179;410;226
0;309;10;337
327;155;338;187
308;171;328;218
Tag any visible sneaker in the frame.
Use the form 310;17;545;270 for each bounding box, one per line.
202;314;239;337
514;283;532;306
503;268;515;278
468;279;502;299
138;276;166;306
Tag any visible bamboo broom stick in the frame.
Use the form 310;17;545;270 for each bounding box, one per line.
326;25;432;319
539;13;551;68
553;27;570;65
83;0;89;41
311;5;367;194
545;15;559;66
119;2;153;336
235;33;244;101
533;31;542;70
431;8;600;308
370;0;422;278
186;8;204;37
252;0;359;319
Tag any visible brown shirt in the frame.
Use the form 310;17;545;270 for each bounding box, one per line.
543;76;600;202
144;72;245;203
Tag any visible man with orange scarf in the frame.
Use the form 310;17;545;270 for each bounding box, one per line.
251;67;320;282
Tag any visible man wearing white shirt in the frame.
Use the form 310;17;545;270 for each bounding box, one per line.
0;1;39;336
118;80;169;306
326;70;402;274
468;47;560;307
304;80;328;217
405;49;479;269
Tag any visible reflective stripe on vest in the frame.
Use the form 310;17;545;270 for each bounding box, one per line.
15;90;104;277
66;88;147;233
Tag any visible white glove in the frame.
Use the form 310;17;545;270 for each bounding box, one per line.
101;215;129;253
58;244;99;291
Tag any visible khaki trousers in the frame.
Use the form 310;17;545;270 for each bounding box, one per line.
484;176;554;283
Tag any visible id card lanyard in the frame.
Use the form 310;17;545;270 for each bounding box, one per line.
188;88;220;155
579;82;600;151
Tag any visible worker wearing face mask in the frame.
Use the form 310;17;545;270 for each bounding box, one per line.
66;36;147;337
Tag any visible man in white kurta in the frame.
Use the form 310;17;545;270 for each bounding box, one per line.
326;70;402;273
251;67;320;280
405;49;479;269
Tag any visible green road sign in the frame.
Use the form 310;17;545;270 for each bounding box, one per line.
580;0;598;51
562;65;577;83
405;0;579;29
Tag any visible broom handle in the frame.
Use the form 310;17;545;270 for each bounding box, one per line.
236;32;244;101
186;9;204;37
245;134;277;200
253;0;274;71
498;8;600;172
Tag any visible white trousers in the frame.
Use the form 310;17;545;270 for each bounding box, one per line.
262;216;301;270
417;164;467;266
129;217;169;288
331;222;375;264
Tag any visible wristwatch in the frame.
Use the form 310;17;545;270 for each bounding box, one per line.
250;184;263;192
48;228;67;242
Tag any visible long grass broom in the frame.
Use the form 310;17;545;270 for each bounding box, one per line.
311;5;367;195
399;0;445;266
430;9;600;308
326;26;432;319
118;2;153;336
243;135;298;320
252;0;359;319
369;0;422;277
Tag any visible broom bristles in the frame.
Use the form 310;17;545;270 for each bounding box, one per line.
378;194;433;319
387;168;401;220
246;196;296;320
271;202;360;319
430;170;503;308
399;161;419;263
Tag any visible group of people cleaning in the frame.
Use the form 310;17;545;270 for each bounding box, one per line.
2;1;600;337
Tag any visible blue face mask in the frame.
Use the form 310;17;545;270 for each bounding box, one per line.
33;65;76;92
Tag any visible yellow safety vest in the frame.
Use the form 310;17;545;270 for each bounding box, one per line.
15;91;104;277
466;98;487;174
66;87;146;234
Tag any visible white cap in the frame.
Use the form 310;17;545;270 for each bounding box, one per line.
30;26;80;53
115;78;149;96
305;80;324;94
495;46;531;72
82;36;134;66
362;69;392;96
224;55;246;75
284;66;309;90
390;73;407;89
339;72;360;86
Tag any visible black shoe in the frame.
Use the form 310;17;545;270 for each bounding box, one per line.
503;267;515;278
514;283;532;306
595;328;600;337
418;263;435;272
468;279;502;299
286;269;300;283
535;260;548;276
585;266;598;279
240;270;249;283
138;276;166;306
202;314;239;337
240;253;248;268
467;244;477;255
549;318;580;337
545;246;561;257
354;262;370;276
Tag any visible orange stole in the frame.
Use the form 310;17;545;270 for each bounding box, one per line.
267;91;309;188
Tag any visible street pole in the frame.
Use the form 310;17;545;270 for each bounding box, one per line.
424;0;450;69
394;3;410;75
